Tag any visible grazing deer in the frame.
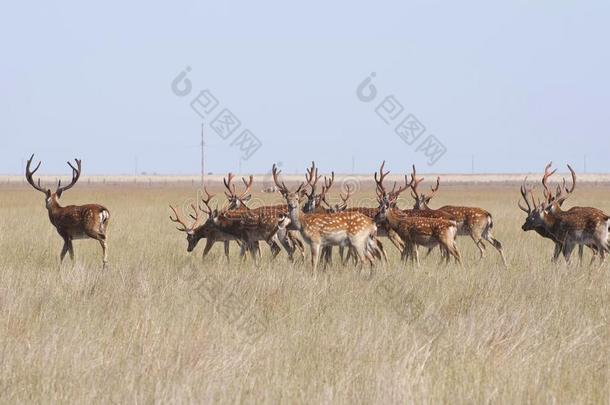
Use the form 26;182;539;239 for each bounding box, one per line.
220;172;305;261
25;154;110;268
409;165;507;267
169;188;242;261
520;163;609;264
272;164;379;272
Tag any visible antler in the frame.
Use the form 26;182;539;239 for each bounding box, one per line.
429;176;440;199
239;175;253;200
410;165;424;199
553;164;576;206
388;176;410;201
223;173;237;199
305;161;322;199
541;162;557;203
272;163;292;196
518;177;533;213
169;204;200;232
317;172;335;204
199;187;215;216
56;158;82;196
339;184;353;208
25;154;47;194
374;161;389;197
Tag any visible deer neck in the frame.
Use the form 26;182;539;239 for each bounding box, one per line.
385;207;402;229
46;196;63;213
288;204;304;231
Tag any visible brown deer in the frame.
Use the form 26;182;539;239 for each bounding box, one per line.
169;188;243;261
521;184;610;264
25;154;110;268
520;163;609;264
220;172;305;261
373;166;461;265
409;165;507;267
272;164;379;272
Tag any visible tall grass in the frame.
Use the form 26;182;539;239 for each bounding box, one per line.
0;184;608;404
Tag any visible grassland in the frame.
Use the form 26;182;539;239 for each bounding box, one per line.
0;181;609;404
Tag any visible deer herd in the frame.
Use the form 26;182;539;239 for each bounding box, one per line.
24;155;610;271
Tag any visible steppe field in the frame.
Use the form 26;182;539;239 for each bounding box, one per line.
1;176;609;404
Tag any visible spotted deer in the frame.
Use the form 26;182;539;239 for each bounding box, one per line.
373;165;461;265
25;154;110;268
341;162;407;255
409;165;507;267
520;163;609;264
272;164;379;272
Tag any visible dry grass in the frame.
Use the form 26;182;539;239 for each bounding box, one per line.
0;182;609;404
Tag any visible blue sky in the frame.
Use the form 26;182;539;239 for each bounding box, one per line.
1;1;609;175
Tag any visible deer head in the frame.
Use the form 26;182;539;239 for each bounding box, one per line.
26;154;82;209
169;203;203;252
223;172;253;210
374;161;410;207
169;187;217;252
272;163;306;212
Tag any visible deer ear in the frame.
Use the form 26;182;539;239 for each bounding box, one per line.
56;189;62;198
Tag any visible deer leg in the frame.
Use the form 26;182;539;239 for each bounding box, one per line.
311;243;321;272
387;229;405;252
551;243;562;263
484;234;507;268
98;239;108;269
562;242;576;265
577;244;584;266
223;241;230;262
375;239;388;263
278;235;296;262
470;234;485;260
60;237;71;263
413;244;420;267
449;241;462;266
201;239;215;260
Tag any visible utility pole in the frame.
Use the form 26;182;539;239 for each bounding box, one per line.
201;123;205;188
584;154;587;174
471;155;474;174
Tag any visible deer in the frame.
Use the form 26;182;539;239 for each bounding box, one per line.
520;178;610;264
219;172;307;261
223;173;253;210
341;162;407;256
169;188;243;261
25;154;110;268
272;164;380;272
408;165;507;267
373;165;461;266
520;163;609;264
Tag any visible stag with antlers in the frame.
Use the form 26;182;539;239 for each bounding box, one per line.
25;154;110;268
272;164;380;272
169;188;245;261
373;164;461;265
409;165;507;267
520;163;609;264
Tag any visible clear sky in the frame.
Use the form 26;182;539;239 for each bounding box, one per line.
1;1;609;175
